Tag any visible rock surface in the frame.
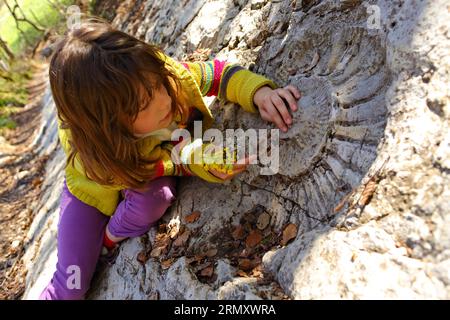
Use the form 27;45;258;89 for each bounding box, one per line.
22;0;449;299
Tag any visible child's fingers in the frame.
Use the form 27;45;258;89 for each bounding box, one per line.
271;94;292;127
208;167;227;179
279;89;299;112
208;155;255;180
209;167;244;180
266;102;289;132
231;166;247;176
286;85;301;100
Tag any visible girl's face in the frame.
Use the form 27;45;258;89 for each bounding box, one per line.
132;83;173;136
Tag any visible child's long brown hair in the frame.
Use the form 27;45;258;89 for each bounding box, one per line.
49;17;190;189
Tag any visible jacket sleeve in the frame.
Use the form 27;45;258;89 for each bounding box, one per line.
150;139;226;183
179;59;279;113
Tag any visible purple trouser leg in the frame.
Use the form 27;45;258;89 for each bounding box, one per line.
107;177;177;238
39;176;177;300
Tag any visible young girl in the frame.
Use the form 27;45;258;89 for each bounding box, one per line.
39;18;300;300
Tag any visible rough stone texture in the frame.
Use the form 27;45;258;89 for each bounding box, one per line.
19;85;66;300
23;0;449;299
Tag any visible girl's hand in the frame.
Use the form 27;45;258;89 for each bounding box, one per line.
253;85;301;133
208;154;257;181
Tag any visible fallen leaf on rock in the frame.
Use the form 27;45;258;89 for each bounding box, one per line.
356;158;388;208
194;261;211;272
199;265;214;277
236;270;248;277
137;250;149;264
185;211;201;223
238;258;252;271
256;212;271;230
186;255;200;265
31;177;43;187
246;230;263;248
173;230;191;247
150;234;172;258
186;254;207;266
205;248;218;257
281;223;298;246
358;178;378;206
167;218;181;239
252;263;263;272
154;233;171;250
150;246;164;258
333;192;353;213
161;258;175;270
231;225;246;240
251;269;263;278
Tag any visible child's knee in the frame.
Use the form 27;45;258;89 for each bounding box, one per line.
132;177;177;204
157;183;177;204
139;184;176;213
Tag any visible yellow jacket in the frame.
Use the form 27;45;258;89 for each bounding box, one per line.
57;51;278;216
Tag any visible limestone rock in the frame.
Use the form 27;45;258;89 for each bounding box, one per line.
22;0;449;299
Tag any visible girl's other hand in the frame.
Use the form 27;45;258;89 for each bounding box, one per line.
253;85;301;133
208;154;257;181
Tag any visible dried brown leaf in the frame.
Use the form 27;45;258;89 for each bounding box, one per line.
173;230;191;247
333;192;353;213
281;223;298;246
256;212;271;230
137;250;149;264
205;248;218;257
161;258;175;270
251;269;263;278
185;211;201;223
154;233;171;249
150;246;164;258
245;230;263;248
358;179;378;206
238;258;252;271
186;255;205;265
31;177;43;187
236;270;249;277
199;265;214;277
231;225;246;240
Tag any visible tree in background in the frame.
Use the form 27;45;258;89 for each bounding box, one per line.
2;0;45;46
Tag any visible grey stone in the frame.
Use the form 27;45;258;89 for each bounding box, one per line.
22;0;449;299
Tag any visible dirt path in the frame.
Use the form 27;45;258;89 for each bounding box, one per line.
0;61;49;299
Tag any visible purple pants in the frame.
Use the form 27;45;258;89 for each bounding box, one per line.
38;176;177;300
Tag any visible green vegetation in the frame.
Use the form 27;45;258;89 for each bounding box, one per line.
0;0;74;54
0;0;78;132
0;58;32;132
